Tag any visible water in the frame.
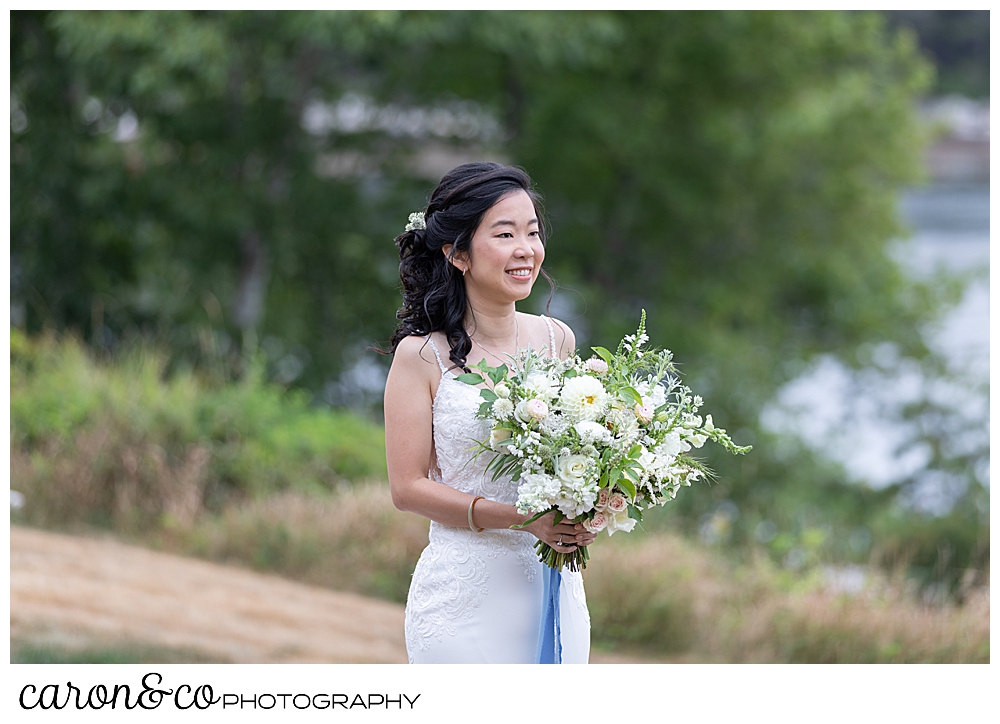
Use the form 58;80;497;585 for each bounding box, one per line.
762;183;989;504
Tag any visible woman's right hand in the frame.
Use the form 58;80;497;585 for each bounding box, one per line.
524;511;596;552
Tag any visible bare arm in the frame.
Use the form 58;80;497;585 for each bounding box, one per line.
384;334;593;546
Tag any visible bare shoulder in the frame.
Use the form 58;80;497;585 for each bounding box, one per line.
392;334;441;370
386;334;443;393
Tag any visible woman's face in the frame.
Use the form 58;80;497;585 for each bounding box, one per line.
449;189;545;304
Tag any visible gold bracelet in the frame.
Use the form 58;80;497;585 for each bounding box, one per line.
468;496;485;533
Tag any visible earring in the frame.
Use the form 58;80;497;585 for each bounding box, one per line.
462;268;467;277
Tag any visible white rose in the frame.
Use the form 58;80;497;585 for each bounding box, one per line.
605;508;637;536
494;382;511;399
555;454;590;485
524;371;558;401
574;420;610;445
489;427;513;451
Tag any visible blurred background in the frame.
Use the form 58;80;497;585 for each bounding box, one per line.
10;10;989;663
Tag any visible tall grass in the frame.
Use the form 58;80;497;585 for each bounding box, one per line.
11;330;386;530
10;330;989;663
142;486;987;664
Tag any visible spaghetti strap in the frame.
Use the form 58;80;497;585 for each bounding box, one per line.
541;315;557;357
424;336;448;373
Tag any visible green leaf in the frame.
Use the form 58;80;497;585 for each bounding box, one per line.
456;373;485;385
510;508;551;530
621;386;643;405
488;363;509;385
627;503;643;522
591;346;614;364
478;400;493;417
617;476;637;499
628;444;643;459
480;389;498;402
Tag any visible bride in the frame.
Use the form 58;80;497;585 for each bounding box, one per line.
383;163;594;664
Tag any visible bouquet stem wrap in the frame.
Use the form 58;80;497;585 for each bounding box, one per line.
536;566;562;664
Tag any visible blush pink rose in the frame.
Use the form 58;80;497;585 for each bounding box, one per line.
584;512;608;532
607;493;628;513
597;488;610;509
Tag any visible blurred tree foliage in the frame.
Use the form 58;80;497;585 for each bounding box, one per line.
11;11;985;581
883;10;989;98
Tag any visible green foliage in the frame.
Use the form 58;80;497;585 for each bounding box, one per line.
10;329;387;528
10;11;980;585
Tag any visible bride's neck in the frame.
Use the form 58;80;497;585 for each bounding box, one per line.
465;303;517;343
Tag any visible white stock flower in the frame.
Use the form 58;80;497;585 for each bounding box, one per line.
655;431;689;459
650;384;667;408
559;375;609;422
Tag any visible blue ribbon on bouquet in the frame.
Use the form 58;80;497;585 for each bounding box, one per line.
536;566;562;664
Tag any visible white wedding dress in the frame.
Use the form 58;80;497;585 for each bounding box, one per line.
404;318;591;664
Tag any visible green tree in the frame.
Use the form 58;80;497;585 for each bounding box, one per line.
12;11;981;576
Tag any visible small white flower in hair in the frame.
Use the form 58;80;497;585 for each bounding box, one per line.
405;211;426;232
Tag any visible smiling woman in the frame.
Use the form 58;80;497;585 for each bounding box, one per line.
380;163;591;664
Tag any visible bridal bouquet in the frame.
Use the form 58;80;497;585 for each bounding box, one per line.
458;311;751;571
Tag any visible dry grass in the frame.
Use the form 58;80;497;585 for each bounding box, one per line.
128;486;988;664
586;535;989;663
155;484;430;604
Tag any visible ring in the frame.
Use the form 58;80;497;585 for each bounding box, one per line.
557;537;563;546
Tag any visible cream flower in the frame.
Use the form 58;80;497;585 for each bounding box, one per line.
559;375;609;422
605;508;637;536
634;402;655;424
525;399;549;421
523;371;558;401
555;454;590;485
574;420;611;445
584;358;609;375
494;382;511;399
489;427;513;451
492;398;514;420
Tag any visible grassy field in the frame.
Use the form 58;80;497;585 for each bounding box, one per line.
10;331;990;663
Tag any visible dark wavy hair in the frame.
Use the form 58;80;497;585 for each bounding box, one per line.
384;162;552;372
